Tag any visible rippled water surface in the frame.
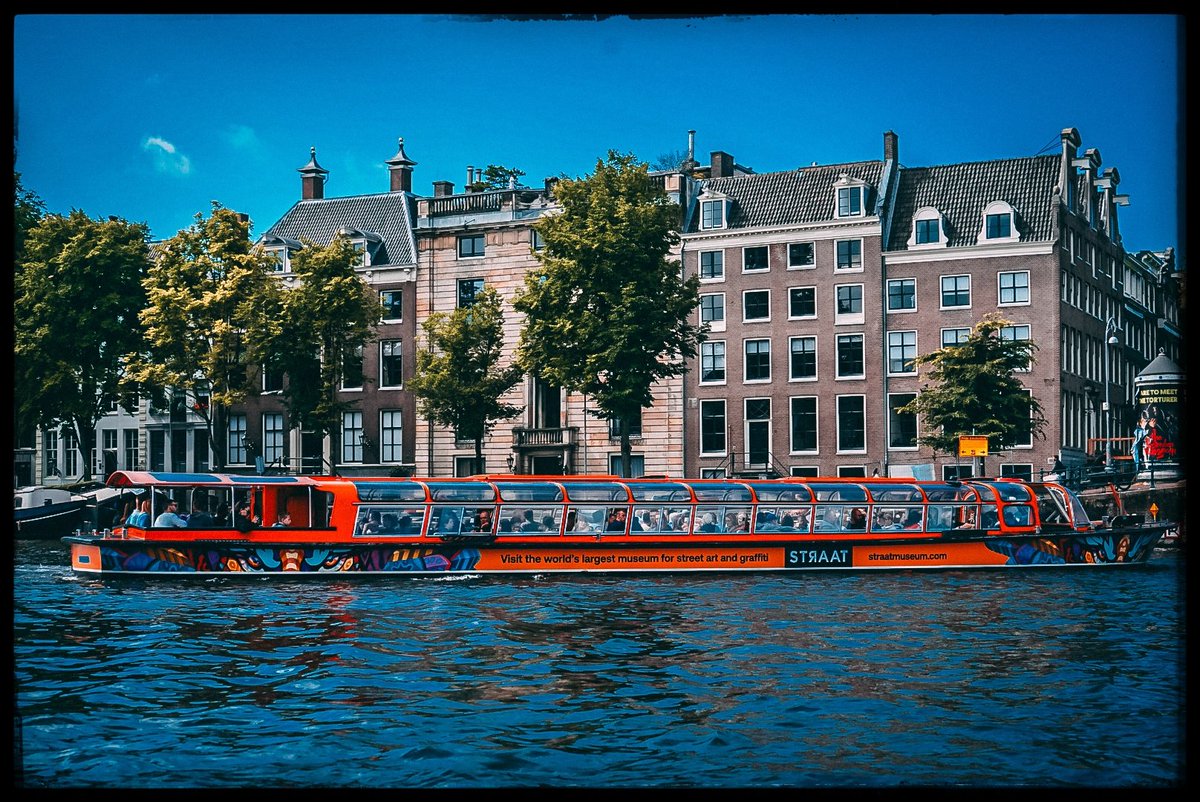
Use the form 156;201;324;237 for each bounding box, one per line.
13;539;1186;788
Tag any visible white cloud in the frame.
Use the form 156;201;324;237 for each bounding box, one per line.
143;136;191;175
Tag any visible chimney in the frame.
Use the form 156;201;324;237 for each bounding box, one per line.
386;137;416;193
683;129;697;172
298;147;329;200
883;130;898;163
433;181;454;198
711;150;734;178
467;165;474;191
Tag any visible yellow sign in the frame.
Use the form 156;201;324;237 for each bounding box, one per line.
958;435;989;457
1149;503;1159;521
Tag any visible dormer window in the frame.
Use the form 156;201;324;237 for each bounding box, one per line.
833;174;869;219
980;201;1018;243
907;207;947;249
699;193;730;230
339;227;382;267
258;235;302;274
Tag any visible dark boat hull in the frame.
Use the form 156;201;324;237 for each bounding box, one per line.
16;502;87;539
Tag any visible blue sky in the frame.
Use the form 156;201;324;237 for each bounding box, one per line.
14;14;1184;259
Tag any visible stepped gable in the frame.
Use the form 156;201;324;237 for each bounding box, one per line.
888;154;1059;251
264;193;417;267
690;160;885;232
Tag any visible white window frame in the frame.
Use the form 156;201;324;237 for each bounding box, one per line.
699;250;725;282
342;411;364;463
788;335;818;382
887;278;917;313
742;245;769;273
379;340;403;389
263;413;285;466
380;410;403;464
887;331;918;376
699;340;726;385
941;327;970;348
742;288;771;323
700;292;726;333
787;241;815;269
788;286;817;320
1000;324;1032;372
834;175;868;219
980;201;1018;243
908;206;946;249
998;270;1031;306
940;274;971;310
380;289;403;322
835;238;863;272
835;333;865;380
699;399;727;456
887;392;919;451
789;395;819;454
700;196;728;231
834;283;865;325
228;414;247;466
835;394;867;454
743;338;772;384
340;344;364;392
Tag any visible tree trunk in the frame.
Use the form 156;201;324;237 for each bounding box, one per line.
620;417;632;478
74;416;95;482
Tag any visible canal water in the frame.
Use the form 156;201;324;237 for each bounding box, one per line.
13;539;1186;788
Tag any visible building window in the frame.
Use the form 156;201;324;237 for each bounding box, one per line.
531;229;545;251
1014;389;1034;447
342;411;363;463
743;289;770;322
1000;324;1032;371
62;428;79;477
943;464;973;482
341;344;364;391
380;289;403;321
263;413;285;466
701;199;725;230
888;278;916;311
700;341;726;384
887;331;917;375
350;240;368;267
940;275;970;308
837;186;863;217
788;242;814;268
458;278;484;308
789;287;816;319
266;247;289;273
790;396;818;452
835;284;863;319
123;429;139;471
455;456;483;477
699;250;724;280
700;400;727;455
380;340;403;388
837;395;866;452
998;271;1030;305
380;410;403;463
149;431;165;472
789;336;817;381
262;365;284;393
942;327;970;348
916;218;940;244
888;393;918;449
836;334;864;378
227;414;247;465
1001;463;1033;481
700;293;725;330
836;239;862;270
609;409;642;438
609;454;645;478
986;213;1012;239
458;234;485;259
743;246;768;272
744;339;771;382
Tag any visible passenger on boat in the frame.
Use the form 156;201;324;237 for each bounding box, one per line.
360;510;382;535
398;515;414;533
438;511;460;534
475;509;494;533
188;502;215;529
127;500;151;527
606;508;629;532
153;500;188;528
901;509;924;530
847;508;867;530
272;512;293;528
955;508;978;529
234;503;258;532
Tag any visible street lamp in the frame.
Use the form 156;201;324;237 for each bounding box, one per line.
506;454;514;473
1103;317;1119;472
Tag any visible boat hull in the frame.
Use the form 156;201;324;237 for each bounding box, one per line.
16;502;87;539
64;526;1170;576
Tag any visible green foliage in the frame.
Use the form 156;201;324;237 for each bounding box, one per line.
898;313;1047;455
266;236;380;468
14;171;46;260
129;202;282;468
512;150;705;476
408;286;523;471
466;164;526;192
14;210;152;478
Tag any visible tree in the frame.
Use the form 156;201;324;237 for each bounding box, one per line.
898;312;1047;473
512;150;706;477
466;164;526;192
14;171;46;260
15;210;152;480
651;149;688;172
408;286;523;475
266;236;380;473
128;203;282;470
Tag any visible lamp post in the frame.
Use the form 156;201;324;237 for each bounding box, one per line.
1103;317;1118;472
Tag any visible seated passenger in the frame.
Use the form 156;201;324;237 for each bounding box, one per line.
153;500;188;528
846;508;867;530
397;515;414;533
187;502;215;529
272;512;293;528
901;509;923;530
234;503;258;533
698;512;721;533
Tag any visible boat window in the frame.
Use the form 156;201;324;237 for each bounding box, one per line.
430;505;495;535
813;505;846;532
927;505;956;531
922;484;967;502
631;506;669;533
564;505;609;533
988;482;1033;502
871;506;924;530
1062;487;1092;529
754;506;811;533
428;482;497;502
745;483;813;503
691;505;754;533
354;505;425;536
863;483;923;501
495;482;564;502
625;482;692;502
808;483;868;502
1033;485;1073;527
661;507;692;534
952;505;980;529
561;483;630;502
980;505;999;528
500;505;563;534
686;482;753;502
1002;504;1034;527
354;481;427;502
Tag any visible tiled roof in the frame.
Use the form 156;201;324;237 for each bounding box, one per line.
264;193;417;267
686;161;885;233
887;155;1059;251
